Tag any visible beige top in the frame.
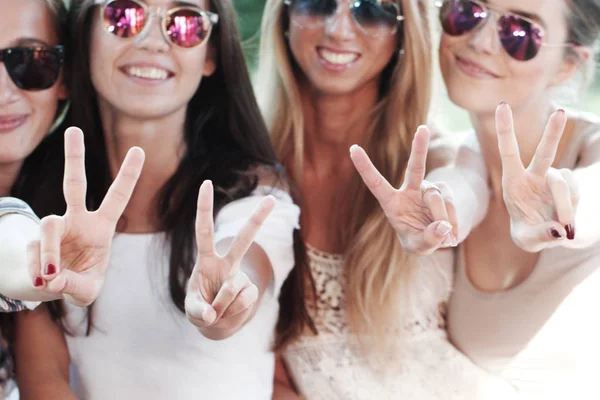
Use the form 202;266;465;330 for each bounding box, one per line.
448;111;600;399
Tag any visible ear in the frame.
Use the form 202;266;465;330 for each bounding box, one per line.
550;46;592;87
203;44;217;77
57;78;69;101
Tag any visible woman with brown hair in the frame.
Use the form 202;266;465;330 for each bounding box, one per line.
14;0;305;398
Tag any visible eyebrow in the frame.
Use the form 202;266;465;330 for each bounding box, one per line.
480;0;546;28
11;37;53;47
171;0;203;8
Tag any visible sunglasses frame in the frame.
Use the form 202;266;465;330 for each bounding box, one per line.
94;0;219;48
435;0;572;61
0;45;65;91
283;0;404;38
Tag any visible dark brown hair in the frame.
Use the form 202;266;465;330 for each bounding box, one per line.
36;0;311;349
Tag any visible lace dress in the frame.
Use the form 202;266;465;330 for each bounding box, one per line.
282;246;517;400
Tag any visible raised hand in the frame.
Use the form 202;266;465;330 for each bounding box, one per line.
31;127;145;306
496;102;577;252
349;126;457;255
185;180;275;333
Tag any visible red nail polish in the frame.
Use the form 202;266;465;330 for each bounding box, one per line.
550;229;562;239
34;277;44;287
565;224;575;240
45;264;56;275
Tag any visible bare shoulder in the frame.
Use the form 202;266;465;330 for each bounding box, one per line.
573;111;600;167
253;164;293;198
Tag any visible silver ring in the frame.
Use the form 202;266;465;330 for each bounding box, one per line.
420;184;442;199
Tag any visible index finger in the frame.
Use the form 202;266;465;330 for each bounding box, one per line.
195;180;216;257
97;147;145;224
63;127;88;212
225;196;275;266
350;145;396;206
529;110;567;176
496;103;526;179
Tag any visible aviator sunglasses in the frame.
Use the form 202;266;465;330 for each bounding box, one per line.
283;0;404;38
437;0;573;61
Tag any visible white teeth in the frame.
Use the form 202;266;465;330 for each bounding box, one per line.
126;66;169;80
319;49;358;65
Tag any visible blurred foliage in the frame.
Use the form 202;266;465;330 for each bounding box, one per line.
234;0;267;68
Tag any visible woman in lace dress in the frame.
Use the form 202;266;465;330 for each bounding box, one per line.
256;1;512;398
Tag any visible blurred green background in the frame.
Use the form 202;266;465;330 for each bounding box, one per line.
234;0;599;132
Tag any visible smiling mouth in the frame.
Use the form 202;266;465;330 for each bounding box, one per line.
317;47;360;65
455;56;500;79
122;66;172;81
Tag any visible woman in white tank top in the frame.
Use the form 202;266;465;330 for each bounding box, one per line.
13;0;307;399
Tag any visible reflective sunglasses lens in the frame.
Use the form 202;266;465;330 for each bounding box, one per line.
104;0;146;38
165;9;210;48
4;48;61;91
440;0;486;36
288;0;337;29
352;0;401;37
498;15;542;61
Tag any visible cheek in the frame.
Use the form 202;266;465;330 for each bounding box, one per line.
26;91;60;137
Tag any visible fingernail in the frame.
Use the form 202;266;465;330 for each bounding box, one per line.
557;109;565;115
550;228;563;239
436;221;453;237
45;263;56;275
498;100;507;106
565;224;575;240
34;277;44;287
203;308;216;324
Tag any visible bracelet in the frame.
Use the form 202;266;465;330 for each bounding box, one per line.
0;197;40;223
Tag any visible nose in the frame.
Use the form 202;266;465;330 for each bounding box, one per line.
467;16;501;55
0;65;20;107
133;9;170;53
323;3;357;41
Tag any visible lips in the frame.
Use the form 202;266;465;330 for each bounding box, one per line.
455;55;500;79
0;115;29;134
317;47;360;65
120;64;175;81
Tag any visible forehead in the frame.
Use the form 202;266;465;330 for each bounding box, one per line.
485;0;567;27
0;0;59;48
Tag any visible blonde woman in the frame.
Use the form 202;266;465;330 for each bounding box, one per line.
256;0;511;398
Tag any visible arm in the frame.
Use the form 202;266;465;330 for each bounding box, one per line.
273;356;302;399
426;131;490;243
14;305;76;400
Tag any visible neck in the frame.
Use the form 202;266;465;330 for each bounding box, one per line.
99;102;186;233
301;82;379;174
471;101;557;196
0;161;23;197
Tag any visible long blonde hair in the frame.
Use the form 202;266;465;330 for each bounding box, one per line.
256;0;434;353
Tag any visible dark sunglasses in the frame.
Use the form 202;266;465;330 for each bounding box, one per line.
0;46;64;91
94;0;219;48
283;0;403;38
437;0;570;61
